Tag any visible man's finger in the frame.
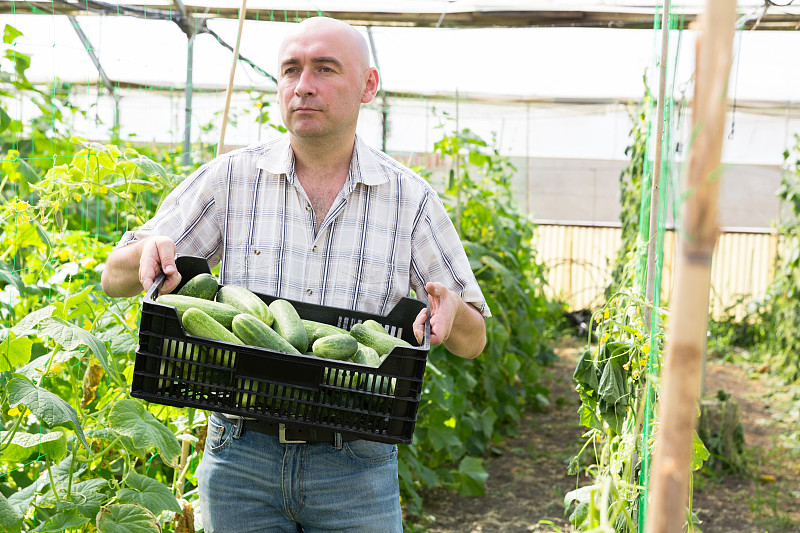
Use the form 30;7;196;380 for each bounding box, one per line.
413;308;427;344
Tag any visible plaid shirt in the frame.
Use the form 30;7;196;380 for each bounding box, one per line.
119;134;490;319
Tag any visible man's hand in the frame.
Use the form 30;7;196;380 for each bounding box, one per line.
101;235;181;298
413;282;486;359
139;237;181;295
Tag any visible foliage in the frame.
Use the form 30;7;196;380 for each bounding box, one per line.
399;124;561;515
567;97;713;531
0;140;197;533
607;90;652;297
761;133;800;383
705;297;768;361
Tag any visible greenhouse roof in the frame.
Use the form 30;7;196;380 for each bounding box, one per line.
2;0;799;30
2;2;799;108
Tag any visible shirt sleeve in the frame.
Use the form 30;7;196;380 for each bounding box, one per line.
410;189;491;318
116;161;224;268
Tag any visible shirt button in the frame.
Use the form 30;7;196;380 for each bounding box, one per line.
306;289;313;296
312;246;318;253
306;204;312;211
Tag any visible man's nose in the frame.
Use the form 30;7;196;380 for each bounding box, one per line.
294;70;315;97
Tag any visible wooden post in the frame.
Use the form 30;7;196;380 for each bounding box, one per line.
217;0;248;157
644;0;671;333
645;0;736;531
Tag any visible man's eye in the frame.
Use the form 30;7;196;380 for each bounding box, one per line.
320;67;334;73
283;67;299;75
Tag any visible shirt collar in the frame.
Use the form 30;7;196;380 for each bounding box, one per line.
255;133;389;187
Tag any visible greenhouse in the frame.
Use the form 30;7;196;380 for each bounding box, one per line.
1;1;799;532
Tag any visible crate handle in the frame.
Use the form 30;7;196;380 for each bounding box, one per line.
144;273;165;303
143;255;211;301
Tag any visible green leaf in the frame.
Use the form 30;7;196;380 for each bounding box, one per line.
564;484;599;508
0;430;66;463
39;478;108;519
598;357;628;406
11;304;55;336
6;455;86;513
1;152;39;198
426;425;462;452
0;107;10;135
96;504;160;533
0;334;32;372
691;430;710;471
37;316;119;383
16;349;81;379
578;404;603;431
0;492;22;533
569;501;590;527
6;378;89;450
573;349;599;392
0;265;25;295
108;399;181;467
599;402;626;435
35;509;90;532
116;472;182;515
453;456;488;496
479;407;497;438
129;156;168;181
3;24;22;44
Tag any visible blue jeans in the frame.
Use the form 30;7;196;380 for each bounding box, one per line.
196;414;403;532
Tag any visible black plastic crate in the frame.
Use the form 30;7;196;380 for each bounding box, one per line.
131;256;430;444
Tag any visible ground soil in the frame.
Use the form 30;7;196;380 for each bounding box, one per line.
412;340;800;533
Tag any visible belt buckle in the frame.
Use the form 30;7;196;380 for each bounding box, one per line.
278;423;306;444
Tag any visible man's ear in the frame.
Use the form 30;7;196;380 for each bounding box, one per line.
361;67;379;104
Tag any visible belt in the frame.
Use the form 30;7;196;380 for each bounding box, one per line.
214;413;358;445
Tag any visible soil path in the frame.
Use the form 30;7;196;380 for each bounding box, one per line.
415;342;800;533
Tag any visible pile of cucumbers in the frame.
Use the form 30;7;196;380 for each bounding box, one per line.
157;273;413;368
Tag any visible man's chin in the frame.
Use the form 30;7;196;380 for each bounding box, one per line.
290;126;329;138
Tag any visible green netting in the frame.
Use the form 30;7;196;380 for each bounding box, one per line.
636;3;684;531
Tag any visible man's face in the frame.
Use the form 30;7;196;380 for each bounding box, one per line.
277;22;371;140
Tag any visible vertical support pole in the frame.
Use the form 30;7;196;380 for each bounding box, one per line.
183;32;194;167
645;0;736;530
525;102;531;214
217;0;248;157
366;26;388;153
645;1;672;332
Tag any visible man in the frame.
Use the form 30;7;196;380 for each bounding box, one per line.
102;16;489;532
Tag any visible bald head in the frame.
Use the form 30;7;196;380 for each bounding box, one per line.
275;16;379;146
279;17;371;71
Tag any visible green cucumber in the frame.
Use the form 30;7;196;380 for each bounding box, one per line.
182;308;243;346
352;344;381;367
349;323;411;356
231;313;300;354
362;319;388;334
362;373;396;395
236;379;277;410
159;340;206;383
177;273;219;300
312;334;358;360
268;299;308;353
303;319;348;343
158;294;240;329
216;285;274;326
324;367;356;388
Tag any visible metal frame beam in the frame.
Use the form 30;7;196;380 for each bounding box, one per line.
4;2;799;30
